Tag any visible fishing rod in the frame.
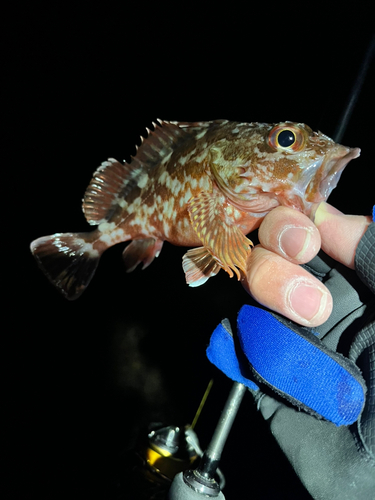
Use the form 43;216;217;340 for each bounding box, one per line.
333;34;374;143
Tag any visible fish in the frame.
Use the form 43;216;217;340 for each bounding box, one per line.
30;119;360;299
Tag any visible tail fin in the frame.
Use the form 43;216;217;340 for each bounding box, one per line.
30;232;102;300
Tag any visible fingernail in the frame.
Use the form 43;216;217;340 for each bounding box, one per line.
279;226;312;259
313;202;343;227
288;281;328;322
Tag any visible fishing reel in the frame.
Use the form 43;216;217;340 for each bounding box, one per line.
120;379;239;500
126;423;202;497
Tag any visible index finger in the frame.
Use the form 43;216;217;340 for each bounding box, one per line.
313;202;372;269
258;206;321;264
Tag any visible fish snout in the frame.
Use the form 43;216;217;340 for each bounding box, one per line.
306;145;360;205
319;146;360;200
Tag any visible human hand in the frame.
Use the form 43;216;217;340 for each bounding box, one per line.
207;202;374;498
242;202;372;327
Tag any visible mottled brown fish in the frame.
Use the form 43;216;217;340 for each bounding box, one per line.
30;119;360;299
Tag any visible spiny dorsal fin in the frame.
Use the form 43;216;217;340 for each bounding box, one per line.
82;120;229;225
82;120;188;225
82;121;187;225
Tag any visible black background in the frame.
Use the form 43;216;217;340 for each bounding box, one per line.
5;4;374;499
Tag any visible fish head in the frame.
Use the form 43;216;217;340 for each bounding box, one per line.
210;122;360;217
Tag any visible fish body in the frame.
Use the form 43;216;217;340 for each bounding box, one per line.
30;119;360;299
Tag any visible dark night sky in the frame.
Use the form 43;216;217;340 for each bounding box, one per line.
5;4;374;499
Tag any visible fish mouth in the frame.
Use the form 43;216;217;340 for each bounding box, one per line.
306;146;360;205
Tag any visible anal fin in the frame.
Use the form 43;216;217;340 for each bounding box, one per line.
182;247;221;287
122;238;163;273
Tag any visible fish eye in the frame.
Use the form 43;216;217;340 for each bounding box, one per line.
268;125;305;152
277;130;296;148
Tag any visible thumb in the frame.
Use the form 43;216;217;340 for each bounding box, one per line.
313;202;372;269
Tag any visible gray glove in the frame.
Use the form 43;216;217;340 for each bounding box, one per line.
252;222;375;499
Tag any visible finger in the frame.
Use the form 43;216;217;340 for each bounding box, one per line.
242;246;333;327
258;206;321;264
313;202;372;269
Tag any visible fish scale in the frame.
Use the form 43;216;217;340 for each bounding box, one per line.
30;119;360;299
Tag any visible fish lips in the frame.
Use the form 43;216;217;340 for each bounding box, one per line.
306;146;361;204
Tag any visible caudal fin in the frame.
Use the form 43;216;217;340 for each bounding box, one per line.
30;232;102;300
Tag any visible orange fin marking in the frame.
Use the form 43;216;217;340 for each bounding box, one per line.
187;192;253;280
182;247;221;287
122;238;164;273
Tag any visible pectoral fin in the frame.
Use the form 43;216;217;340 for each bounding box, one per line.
187;191;253;280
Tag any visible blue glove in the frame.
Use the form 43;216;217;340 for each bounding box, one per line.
207;305;366;426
